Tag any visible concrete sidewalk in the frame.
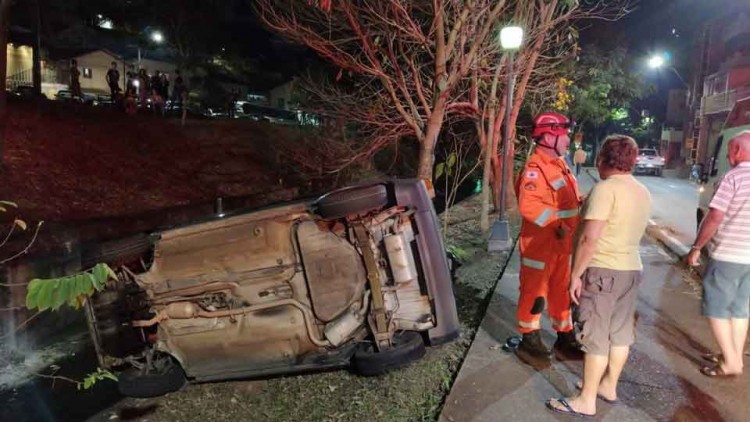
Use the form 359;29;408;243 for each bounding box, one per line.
439;243;649;422
439;235;749;422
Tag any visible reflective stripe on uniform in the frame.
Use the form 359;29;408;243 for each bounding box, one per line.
518;320;541;329
551;178;566;190
556;208;579;218
534;208;553;226
551;318;572;330
521;257;546;270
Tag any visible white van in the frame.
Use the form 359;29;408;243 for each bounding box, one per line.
697;98;750;227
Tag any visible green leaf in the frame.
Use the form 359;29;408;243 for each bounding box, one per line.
90;272;105;292
435;163;445;180
446;152;457;169
25;279;44;309
50;278;70;311
36;279;59;311
93;264;107;285
104;264;119;282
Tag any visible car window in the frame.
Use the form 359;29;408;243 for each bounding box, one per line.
639;150;657;156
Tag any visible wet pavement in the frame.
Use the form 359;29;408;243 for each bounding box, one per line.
440;173;748;421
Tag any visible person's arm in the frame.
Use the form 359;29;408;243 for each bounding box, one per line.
569;219;606;304
569;183;612;304
687;208;725;266
687;174;734;266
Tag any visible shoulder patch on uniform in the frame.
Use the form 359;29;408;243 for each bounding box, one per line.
525;171;539;179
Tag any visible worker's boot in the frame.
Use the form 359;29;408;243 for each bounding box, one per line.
553;330;584;360
516;330;550;358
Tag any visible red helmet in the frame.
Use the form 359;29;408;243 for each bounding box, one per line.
532;112;573;138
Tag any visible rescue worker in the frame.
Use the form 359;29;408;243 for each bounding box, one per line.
514;111;583;359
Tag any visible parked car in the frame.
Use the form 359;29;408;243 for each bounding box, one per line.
85;180;460;398
634;148;665;176
54;89;97;105
11;85;46;100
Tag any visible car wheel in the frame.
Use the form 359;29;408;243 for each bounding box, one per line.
353;331;426;376
315;184;389;219
656;168;663;177
117;358;187;398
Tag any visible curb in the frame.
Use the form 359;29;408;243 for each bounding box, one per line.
645;220;706;275
645;219;690;257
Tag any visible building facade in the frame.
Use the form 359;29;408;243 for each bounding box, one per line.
686;10;750;167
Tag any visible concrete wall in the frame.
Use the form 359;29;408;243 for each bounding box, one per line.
6;43;32;77
67;50;120;94
269;79;296;109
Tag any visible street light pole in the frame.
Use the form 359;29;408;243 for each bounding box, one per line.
497;50;514;230
489;26;523;253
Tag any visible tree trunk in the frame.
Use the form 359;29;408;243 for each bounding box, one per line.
479;114;495;234
0;0;13;169
417;100;447;181
31;0;42;96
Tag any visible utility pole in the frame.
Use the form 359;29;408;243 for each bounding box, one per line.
31;0;42;97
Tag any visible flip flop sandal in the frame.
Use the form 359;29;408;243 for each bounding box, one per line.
575;380;619;404
700;365;739;378
545;398;595;418
701;353;721;364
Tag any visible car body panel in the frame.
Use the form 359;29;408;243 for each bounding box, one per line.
87;179;460;383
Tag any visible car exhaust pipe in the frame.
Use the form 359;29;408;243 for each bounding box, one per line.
132;299;332;347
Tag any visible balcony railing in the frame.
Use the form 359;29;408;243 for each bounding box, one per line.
701;87;750;115
5;68;60;91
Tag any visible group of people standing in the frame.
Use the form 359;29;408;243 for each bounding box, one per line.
67;59;187;114
512;111;748;418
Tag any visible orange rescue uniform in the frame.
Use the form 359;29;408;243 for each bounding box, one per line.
515;151;582;334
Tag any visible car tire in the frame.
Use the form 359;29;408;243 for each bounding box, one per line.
353;331;426;376
117;359;187;398
315;184;389;219
656;168;663;177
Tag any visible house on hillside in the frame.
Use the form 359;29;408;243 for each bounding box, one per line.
269;78;299;110
51;48;178;96
47;24;181;96
5;26;66;96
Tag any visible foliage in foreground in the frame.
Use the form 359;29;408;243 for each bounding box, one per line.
2;199;119;389
25;263;118;311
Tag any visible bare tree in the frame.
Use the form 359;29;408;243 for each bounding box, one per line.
257;0;514;181
464;0;628;232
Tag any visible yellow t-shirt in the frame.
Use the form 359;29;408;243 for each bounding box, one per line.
584;174;652;270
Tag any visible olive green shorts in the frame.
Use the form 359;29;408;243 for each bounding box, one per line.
575;267;641;356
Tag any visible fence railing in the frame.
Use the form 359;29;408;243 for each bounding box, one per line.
5;68;60;91
700;87;750;115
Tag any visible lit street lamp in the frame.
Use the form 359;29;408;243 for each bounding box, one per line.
138;30;165;69
488;25;523;253
648;53;688;88
151;31;164;44
647;55;665;69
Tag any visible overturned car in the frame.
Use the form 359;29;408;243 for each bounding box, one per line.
85;180;460;397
